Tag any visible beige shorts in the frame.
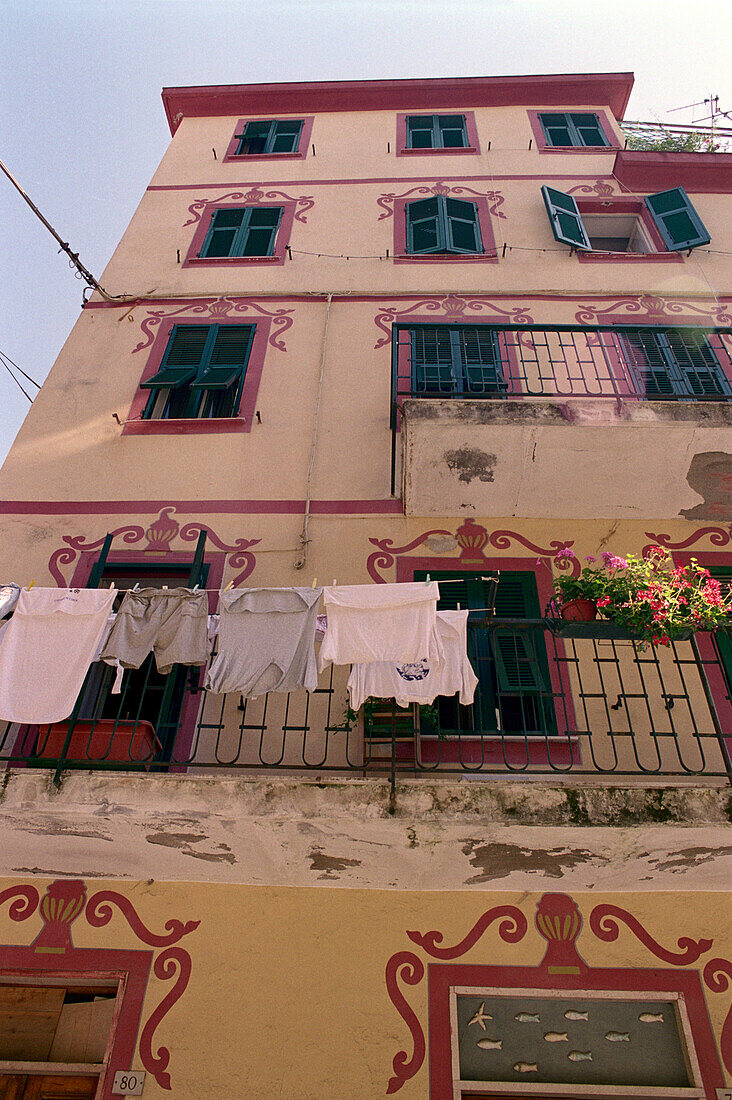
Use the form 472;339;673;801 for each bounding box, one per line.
100;588;210;675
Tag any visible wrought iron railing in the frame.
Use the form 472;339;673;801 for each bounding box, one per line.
2;620;730;789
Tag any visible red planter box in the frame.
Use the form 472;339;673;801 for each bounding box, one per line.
35;719;159;765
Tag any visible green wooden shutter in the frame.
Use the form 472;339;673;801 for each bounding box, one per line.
406;197;442;253
200;209;247;258
662;332;732;398
406;116;436;148
645;188;710;251
458;329;505;394
191;325;254;390
709;569;732;704
541;186;591;250
438;115;468;148
236;121;273;155
445;198;482;253
271;120;303;153
141;326;208;389
411;328;455;392
569;113;609;147
620;332;678;397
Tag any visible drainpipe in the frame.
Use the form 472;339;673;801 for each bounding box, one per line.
294;292;332;571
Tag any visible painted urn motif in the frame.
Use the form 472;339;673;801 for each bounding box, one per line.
144;506;180;553
32;879;87;954
455;518;489;564
535;892;586;974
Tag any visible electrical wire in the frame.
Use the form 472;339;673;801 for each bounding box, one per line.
0;355;34;403
0;348;41;389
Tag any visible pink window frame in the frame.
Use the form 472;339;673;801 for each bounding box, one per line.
223;116;314;162
528;108;620;153
393;194;498;264
396;111;480;156
0;952;153;1100
183;200;295;268
122;313;272;436
575;196;683;264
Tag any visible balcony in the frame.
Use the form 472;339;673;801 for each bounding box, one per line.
391;325;732;516
2;619;729;789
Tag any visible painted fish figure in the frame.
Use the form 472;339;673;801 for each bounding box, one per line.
639;1012;664;1023
564;1010;589;1021
544;1031;568;1043
568;1051;593;1062
605;1031;630;1042
515;1012;540;1023
513;1062;539;1073
477;1038;502;1051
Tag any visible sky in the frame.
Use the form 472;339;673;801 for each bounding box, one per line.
0;0;730;465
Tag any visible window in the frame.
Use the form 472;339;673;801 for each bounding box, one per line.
539;111;609;147
142;324;254;421
542;185;711;253
619;330;732;399
408;327;506;396
397;111;479;155
225;117;313;160
416;571;557;737
199;207;282;259
407;114;467;148
406;196;483;255
0;980;118;1098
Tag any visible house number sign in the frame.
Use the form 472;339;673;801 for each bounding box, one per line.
112;1070;146;1095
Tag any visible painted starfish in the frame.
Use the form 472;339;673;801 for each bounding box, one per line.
468;1002;492;1031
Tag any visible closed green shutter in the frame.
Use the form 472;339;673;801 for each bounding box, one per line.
645;188;710;251
201;207;283;259
406;114;468;149
621;331;731;399
541;186;591;250
409;327;505;395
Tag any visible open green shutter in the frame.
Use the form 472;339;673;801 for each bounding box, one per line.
142;326;209;388
192;325;254;390
406;197;442;253
541;186;591;250
445;198;482;253
645;188;710;251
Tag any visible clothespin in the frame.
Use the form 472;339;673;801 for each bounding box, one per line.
162;585;168;590
192;584;199;592
311;577;318;588
224;580;235;592
332;579;337;587
457;602;462;611
27;579;34;590
131;582;140;592
425;574;430;584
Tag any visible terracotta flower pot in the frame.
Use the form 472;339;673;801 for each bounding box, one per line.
560;597;598;622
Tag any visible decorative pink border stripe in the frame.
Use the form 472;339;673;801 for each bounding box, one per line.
147;173;618;192
0;498;405;516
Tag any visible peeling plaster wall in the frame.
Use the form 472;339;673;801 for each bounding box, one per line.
1;772;730;892
403;399;732;518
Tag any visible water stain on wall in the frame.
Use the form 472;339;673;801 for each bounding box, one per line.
443;445;497;484
680;451;732;520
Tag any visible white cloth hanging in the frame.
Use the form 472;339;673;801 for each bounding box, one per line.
318;581;442;670
0;587;117;725
347;610;478;710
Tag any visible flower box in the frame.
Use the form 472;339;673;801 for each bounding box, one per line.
32;719;159;768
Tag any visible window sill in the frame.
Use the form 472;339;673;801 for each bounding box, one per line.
397;146;480;157
537;144;620;154
577;250;683;264
183;254;284;268
223;151;306;162
122;417;250;436
394;251;498;264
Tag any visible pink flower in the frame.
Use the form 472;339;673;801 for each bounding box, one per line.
584;555;597;563
556;547;576;561
597;596;611;607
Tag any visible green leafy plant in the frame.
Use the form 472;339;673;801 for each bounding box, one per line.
624;129;720;153
551;546;731;647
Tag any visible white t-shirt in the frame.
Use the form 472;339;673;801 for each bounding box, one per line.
347;610;478;710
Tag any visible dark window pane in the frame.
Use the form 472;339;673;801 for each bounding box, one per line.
411;221;439;251
571;113;606;145
242;227;275;255
271;133;297;152
162;382;195;419
211;209;246;229
450;219;479;251
410;197;439;218
203;229;238;257
248;206;282;226
238;121;270;155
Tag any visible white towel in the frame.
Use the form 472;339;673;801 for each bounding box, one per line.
318;582;441;670
0;587;117;725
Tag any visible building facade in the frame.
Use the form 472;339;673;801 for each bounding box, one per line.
0;74;730;1098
